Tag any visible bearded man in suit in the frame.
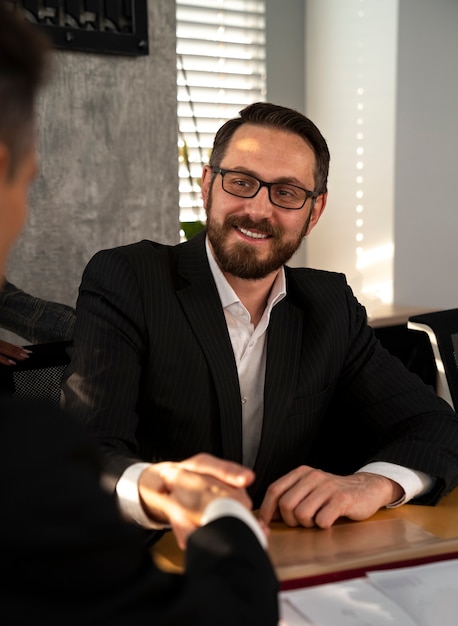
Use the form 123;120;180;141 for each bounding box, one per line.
62;102;458;533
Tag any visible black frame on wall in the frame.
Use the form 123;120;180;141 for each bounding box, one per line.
7;1;149;56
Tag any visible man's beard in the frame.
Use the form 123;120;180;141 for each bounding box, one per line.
206;192;311;280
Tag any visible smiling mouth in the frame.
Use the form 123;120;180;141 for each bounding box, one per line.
237;226;271;240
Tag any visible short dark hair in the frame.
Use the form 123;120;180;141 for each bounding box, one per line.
209;102;330;194
0;1;51;177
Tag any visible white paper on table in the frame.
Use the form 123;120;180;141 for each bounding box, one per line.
367;558;458;626
280;578;418;626
279;595;314;626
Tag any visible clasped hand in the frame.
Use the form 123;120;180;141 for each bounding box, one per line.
138;453;260;549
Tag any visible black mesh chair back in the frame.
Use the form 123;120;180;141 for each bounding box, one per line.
0;340;72;406
407;310;458;411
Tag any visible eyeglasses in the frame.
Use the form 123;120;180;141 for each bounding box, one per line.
212;167;318;210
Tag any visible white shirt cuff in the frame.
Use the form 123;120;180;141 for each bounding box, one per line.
201;497;268;549
357;461;435;507
116;462;169;529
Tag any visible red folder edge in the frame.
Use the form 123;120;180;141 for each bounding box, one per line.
280;550;458;591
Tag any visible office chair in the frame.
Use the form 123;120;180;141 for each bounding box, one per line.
0;340;72;406
407;309;458;411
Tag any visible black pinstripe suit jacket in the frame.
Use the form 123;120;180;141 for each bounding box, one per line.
61;230;458;508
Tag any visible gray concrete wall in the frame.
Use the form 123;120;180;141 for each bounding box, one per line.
265;0;305;112
2;0;178;342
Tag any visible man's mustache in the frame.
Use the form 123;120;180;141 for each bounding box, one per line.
224;216;282;238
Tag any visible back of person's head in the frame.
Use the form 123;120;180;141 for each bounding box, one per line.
0;1;51;178
209;102;330;195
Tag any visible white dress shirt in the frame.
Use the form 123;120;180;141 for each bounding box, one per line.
116;237;433;530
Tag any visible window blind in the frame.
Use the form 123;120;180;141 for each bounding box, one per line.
176;0;266;224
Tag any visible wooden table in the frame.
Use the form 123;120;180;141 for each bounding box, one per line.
152;487;458;587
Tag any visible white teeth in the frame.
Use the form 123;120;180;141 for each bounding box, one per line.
239;227;269;239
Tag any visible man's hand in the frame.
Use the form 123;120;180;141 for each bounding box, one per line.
138;453;256;548
0;339;31;365
258;466;404;529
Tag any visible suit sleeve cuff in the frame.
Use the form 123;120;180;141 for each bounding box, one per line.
201;498;268;549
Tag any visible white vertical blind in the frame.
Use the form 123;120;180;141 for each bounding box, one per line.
176;0;266;224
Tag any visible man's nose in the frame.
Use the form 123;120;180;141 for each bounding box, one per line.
244;184;274;217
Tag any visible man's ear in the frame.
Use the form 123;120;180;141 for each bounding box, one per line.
305;192;328;236
201;164;212;207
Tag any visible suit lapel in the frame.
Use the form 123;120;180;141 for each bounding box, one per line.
254;298;303;472
174;233;243;462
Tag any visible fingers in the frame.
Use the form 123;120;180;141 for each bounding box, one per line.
258;466;312;525
178;453;255;488
157;490;197;548
171;519;197;550
138;465;173;524
256;517;271;540
0;340;32;364
0;354;16;365
258;467;394;529
159;464;253;512
140;461;253;546
140;483;198;549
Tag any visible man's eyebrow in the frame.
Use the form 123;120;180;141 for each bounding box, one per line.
225;166;308;187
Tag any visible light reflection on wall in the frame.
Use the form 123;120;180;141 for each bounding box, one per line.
302;0;398;314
